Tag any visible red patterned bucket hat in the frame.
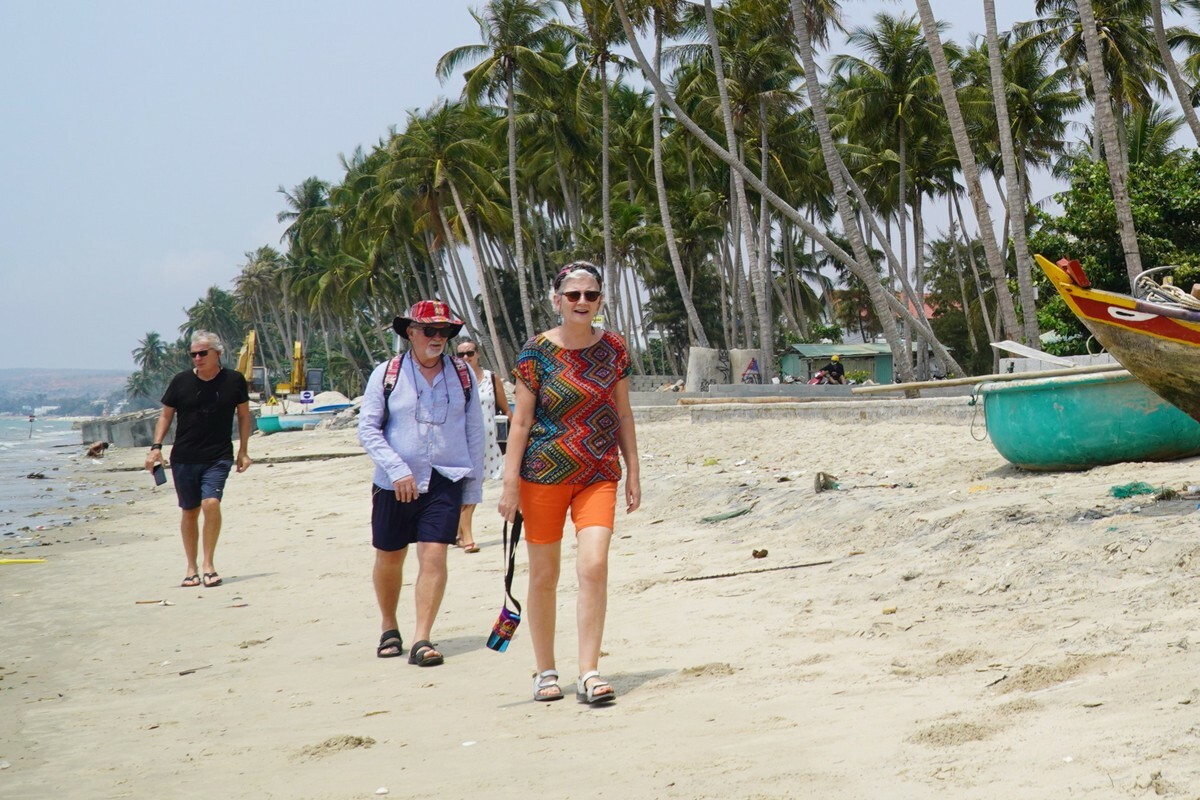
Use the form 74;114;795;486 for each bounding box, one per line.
392;300;465;340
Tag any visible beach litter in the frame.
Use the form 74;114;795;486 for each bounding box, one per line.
178;665;212;676
814;471;914;493
701;506;752;523
1110;481;1156;498
751;549;768;559
0;558;46;565
680;559;833;582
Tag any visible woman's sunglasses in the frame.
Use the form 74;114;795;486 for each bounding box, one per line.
560;290;601;303
457;349;477;357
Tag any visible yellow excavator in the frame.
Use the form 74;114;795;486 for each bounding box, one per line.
235;330;256;386
274;340;304;397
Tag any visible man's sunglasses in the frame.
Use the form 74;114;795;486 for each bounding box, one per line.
457;349;477;357
189;350;210;358
560;290;601;303
414;325;452;338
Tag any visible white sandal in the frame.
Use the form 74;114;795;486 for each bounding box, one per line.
576;670;616;705
533;669;564;702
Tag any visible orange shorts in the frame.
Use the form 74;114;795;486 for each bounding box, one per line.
519;479;618;544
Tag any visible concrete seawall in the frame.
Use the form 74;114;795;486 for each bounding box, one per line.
632;395;977;425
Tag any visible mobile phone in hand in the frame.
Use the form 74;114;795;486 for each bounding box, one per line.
152;464;167;486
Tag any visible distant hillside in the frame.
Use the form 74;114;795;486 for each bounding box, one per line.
0;368;130;397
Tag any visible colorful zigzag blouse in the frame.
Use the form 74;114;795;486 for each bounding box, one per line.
516;330;631;485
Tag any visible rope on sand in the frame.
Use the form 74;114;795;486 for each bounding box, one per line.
678;559;834;582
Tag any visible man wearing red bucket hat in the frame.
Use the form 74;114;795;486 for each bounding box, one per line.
358;300;484;666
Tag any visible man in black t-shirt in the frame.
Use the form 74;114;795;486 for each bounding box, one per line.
145;331;252;588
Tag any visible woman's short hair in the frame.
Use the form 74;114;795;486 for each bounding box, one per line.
191;330;225;355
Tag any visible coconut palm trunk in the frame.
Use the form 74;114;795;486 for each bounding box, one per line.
914;0;1022;343
506;77;536;338
785;0;913;381
703;0;772;380
447;179;509;375
652;15;709;347
985;0;1039;345
1076;0;1144;286
615;0;958;378
598;60;623;333
1151;0;1200;149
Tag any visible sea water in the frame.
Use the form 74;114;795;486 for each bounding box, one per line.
0;416;97;539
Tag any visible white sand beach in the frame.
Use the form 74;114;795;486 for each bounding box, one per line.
3;404;1199;799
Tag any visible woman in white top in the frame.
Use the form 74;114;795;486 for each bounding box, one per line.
455;339;512;552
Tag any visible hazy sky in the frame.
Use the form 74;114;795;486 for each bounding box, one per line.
2;1;1043;371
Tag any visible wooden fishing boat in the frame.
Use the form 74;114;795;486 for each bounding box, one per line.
1036;254;1200;423
977;369;1200;471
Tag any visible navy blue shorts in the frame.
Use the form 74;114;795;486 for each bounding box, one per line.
171;460;234;510
370;470;464;551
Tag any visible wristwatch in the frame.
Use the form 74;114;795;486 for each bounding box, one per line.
150;443;163;451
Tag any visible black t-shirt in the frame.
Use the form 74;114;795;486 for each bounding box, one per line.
161;368;250;464
822;361;845;379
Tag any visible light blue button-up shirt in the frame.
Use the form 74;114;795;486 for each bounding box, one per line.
358;354;485;505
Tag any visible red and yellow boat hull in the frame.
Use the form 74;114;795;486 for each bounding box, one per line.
1037;254;1200;423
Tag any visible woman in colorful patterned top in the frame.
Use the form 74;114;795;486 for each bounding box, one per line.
498;261;641;704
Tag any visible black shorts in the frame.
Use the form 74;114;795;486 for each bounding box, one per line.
370;470;463;551
171;460;233;510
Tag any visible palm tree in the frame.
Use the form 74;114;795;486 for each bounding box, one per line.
569;0;633;319
125;370;156;403
631;0;710;347
831;12;942;296
787;0;942;380
1075;0;1146;284
131;331;168;377
1150;0;1200;148
181;286;242;356
277;177;334;256
392;102;512;374
436;0;563;339
1018;0;1165;162
1126;101;1188;165
914;0;1023;342
984;0;1039;345
701;0;773;378
233;246;290;375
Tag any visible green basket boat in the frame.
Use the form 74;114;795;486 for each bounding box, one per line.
978;370;1200;471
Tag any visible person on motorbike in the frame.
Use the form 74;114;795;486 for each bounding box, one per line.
817;354;846;384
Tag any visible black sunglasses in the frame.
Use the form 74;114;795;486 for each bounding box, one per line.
561;290;601;303
457;349;477;357
414;325;452;338
189;350;210;358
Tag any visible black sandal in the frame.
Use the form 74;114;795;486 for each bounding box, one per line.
377;629;404;658
408;640;444;667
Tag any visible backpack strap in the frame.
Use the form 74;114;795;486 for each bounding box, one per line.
379;352;471;431
450;356;472;409
380;353;404;430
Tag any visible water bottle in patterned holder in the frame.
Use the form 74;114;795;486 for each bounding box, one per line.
486;604;521;652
